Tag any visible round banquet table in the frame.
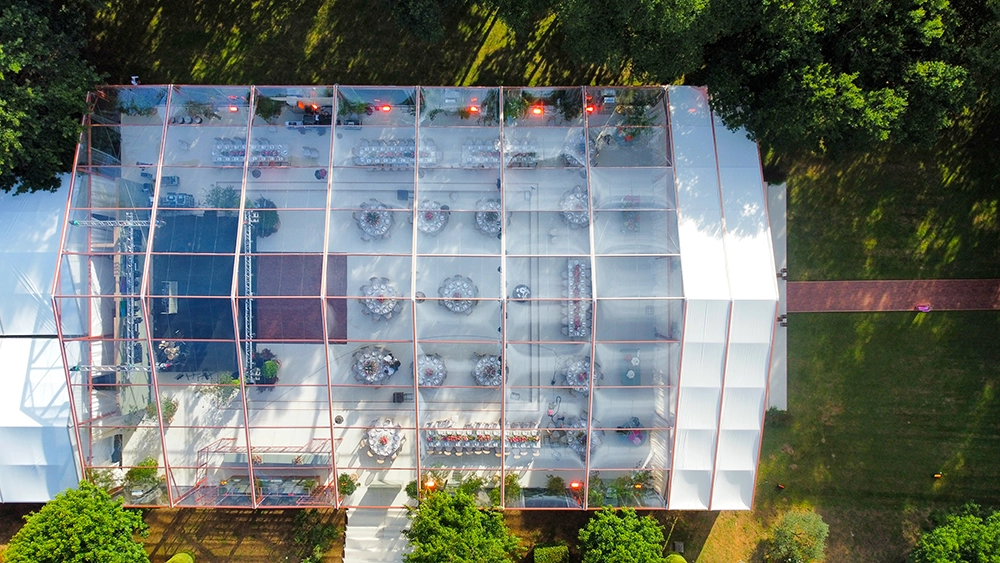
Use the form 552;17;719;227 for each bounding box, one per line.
474;199;503;237
414;354;447;386
472;354;503;387
351;346;400;384
367;420;403;457
560;186;590;228
360;277;402;320
354;199;394;241
415;201;450;236
438;275;479;314
563;356;597;393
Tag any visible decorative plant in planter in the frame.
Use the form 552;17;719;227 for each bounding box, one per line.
550;89;583;122
588;472;606;507
254;95;285;123
118;98;157;117
545;474;566;496
252;197;280;237
145;396;179;424
253;348;281;384
503;473;521;505
337;96;370;117
197;372;240;406
183;100;221;120
337;473;358;496
203;184;244;215
479;89;533;125
124;456;161;491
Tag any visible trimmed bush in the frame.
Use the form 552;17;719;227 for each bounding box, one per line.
534;543;569;563
666;555;687;563
166;554;194;563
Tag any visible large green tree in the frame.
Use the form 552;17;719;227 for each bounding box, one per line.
909;504;1000;563
3;481;150;563
404;490;522;563
767;509;829;563
0;0;100;194
473;0;993;155
577;508;666;563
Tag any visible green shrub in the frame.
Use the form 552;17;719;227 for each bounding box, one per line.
261;360;279;382
457;476;485;496
534;543;569;563
253;197;280;237
338;473;358;496
545;474;566;496
768;510;829;563
504;473;521;505
665;554;688;563
488;487;502;507
124;456;159;487
405;480;419;500
166;553;195;563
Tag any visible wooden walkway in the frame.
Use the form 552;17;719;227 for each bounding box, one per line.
786;279;1000;312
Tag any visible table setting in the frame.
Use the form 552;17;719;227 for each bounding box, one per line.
351;346;401;384
424;420;502;455
472;354;504;387
438;275;479;314
359;276;402;321
563;356;599;393
414;353;447;386
474;199;504;238
462;137;501;169
560;186;590;228
352;138;437;170
414;200;450;236
563;259;592;339
354;199;394;241
366;418;404;459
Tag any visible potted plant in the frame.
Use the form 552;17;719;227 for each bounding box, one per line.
338;473;358;496
183;100;220;121
545;474;566;497
254;95;285;123
124;456;161;496
503;473;521;506
145;396;179;424
253;197;281;237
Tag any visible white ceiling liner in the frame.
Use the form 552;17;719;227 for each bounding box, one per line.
667;86;777;511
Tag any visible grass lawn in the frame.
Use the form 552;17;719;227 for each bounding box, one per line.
784;104;1000;281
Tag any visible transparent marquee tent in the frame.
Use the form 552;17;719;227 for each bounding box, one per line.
57;85;777;510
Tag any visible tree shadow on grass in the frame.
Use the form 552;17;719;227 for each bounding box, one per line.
144;507;345;562
782;101;1000;282
86;0;620;86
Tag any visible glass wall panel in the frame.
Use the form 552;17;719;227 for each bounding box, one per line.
595;299;682;342
327;208;414;254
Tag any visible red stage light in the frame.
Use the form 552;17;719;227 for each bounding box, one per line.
585;105;595;113
381;104;392;112
311;104;319;111
569;481;581;490
531;106;544;116
228;105;239;113
468;105;480;113
424;478;436;488
634;483;643;489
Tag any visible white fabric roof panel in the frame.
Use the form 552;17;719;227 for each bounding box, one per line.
0;187;68;336
718;388;766;430
715;430;761;471
667;87;776;511
669;469;713;509
710;470;755;510
0;426;79;503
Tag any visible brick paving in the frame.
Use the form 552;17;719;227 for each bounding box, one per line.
786;279;1000;312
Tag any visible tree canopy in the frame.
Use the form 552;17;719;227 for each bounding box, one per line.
403;490;522;563
577;508;666;563
388;0;997;155
3;481;150;563
909;504;1000;563
767;509;829;563
0;0;100;194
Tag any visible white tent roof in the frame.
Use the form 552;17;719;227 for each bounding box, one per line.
0;179;80;501
667;87;777;510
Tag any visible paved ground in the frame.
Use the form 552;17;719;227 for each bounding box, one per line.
787;279;1000;312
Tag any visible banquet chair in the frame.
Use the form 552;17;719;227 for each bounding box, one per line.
376;456;385;464
366;449;373;458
